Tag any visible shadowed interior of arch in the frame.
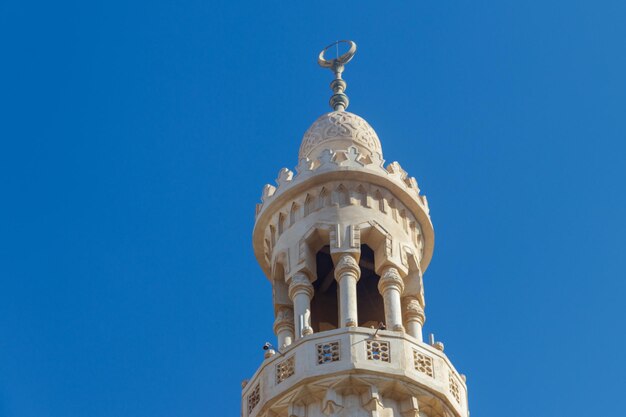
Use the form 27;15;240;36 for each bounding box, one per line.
311;246;338;332
310;245;384;332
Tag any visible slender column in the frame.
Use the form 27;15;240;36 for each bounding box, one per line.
334;254;361;327
378;266;405;331
288;272;314;339
402;296;425;341
273;306;295;348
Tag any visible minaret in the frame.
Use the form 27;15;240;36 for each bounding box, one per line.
243;41;469;417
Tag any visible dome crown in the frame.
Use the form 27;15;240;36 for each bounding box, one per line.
299;111;383;161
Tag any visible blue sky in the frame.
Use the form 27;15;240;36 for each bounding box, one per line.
1;1;625;416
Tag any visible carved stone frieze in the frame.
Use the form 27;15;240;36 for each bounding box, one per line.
299;111;382;160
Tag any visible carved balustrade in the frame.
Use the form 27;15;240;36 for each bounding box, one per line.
241;327;468;417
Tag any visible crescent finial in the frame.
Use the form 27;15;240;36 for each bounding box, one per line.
318;40;357;111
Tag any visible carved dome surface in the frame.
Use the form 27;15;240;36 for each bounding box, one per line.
299;111;383;160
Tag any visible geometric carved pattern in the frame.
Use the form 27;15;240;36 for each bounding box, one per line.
275;355;295;384
247;383;260;414
413;350;434;378
316;341;340;364
299;111;382;159
449;372;461;403
366;340;390;362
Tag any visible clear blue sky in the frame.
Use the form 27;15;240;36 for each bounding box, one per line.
1;1;625;416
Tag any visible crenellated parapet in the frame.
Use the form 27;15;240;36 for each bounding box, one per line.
253;149;433;281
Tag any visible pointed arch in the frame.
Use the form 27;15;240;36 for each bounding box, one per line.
388;198;398;221
335;184;349;206
304;193;316;217
374;189;385;212
319;187;331;209
400;209;408;231
410;221;419;246
356;185;368;207
289;202;300;226
278;213;286;235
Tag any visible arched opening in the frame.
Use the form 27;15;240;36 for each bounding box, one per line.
272;261;289;308
357;245;385;328
289;203;299;226
309;245;385;332
374;189;385;212
319;187;330;209
304;194;315;216
310;245;339;332
389;198;398;221
335;184;349;206
356;185;368;207
410;221;419;246
400;209;408;232
278;213;286;235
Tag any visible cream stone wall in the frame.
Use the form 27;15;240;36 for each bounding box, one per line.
244;110;469;417
242;328;468;417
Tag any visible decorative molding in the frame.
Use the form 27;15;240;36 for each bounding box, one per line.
262;181;425;266
361;385;384;414
288;273;313;300
256;149;429;224
378;267;405;294
403;297;425;324
400;396;420;417
273;306;294;334
322;388;343;415
334;254;360;279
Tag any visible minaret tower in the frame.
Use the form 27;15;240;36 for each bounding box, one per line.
243;41;469;417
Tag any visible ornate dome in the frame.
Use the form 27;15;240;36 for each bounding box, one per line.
299;111;383;161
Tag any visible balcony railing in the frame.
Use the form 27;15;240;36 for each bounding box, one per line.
242;327;468;417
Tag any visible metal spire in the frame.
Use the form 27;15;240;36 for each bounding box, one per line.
318;40;357;112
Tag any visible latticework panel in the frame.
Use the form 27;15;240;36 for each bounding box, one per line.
366;340;390;362
413;350;434;377
247;384;260;414
275;356;295;384
449;373;461;403
316;341;340;364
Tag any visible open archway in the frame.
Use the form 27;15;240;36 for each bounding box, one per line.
356;244;385;328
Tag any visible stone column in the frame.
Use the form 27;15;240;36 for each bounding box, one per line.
378;267;405;331
402;296;425;341
273;306;295;348
288;272;314;339
334;254;361;327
